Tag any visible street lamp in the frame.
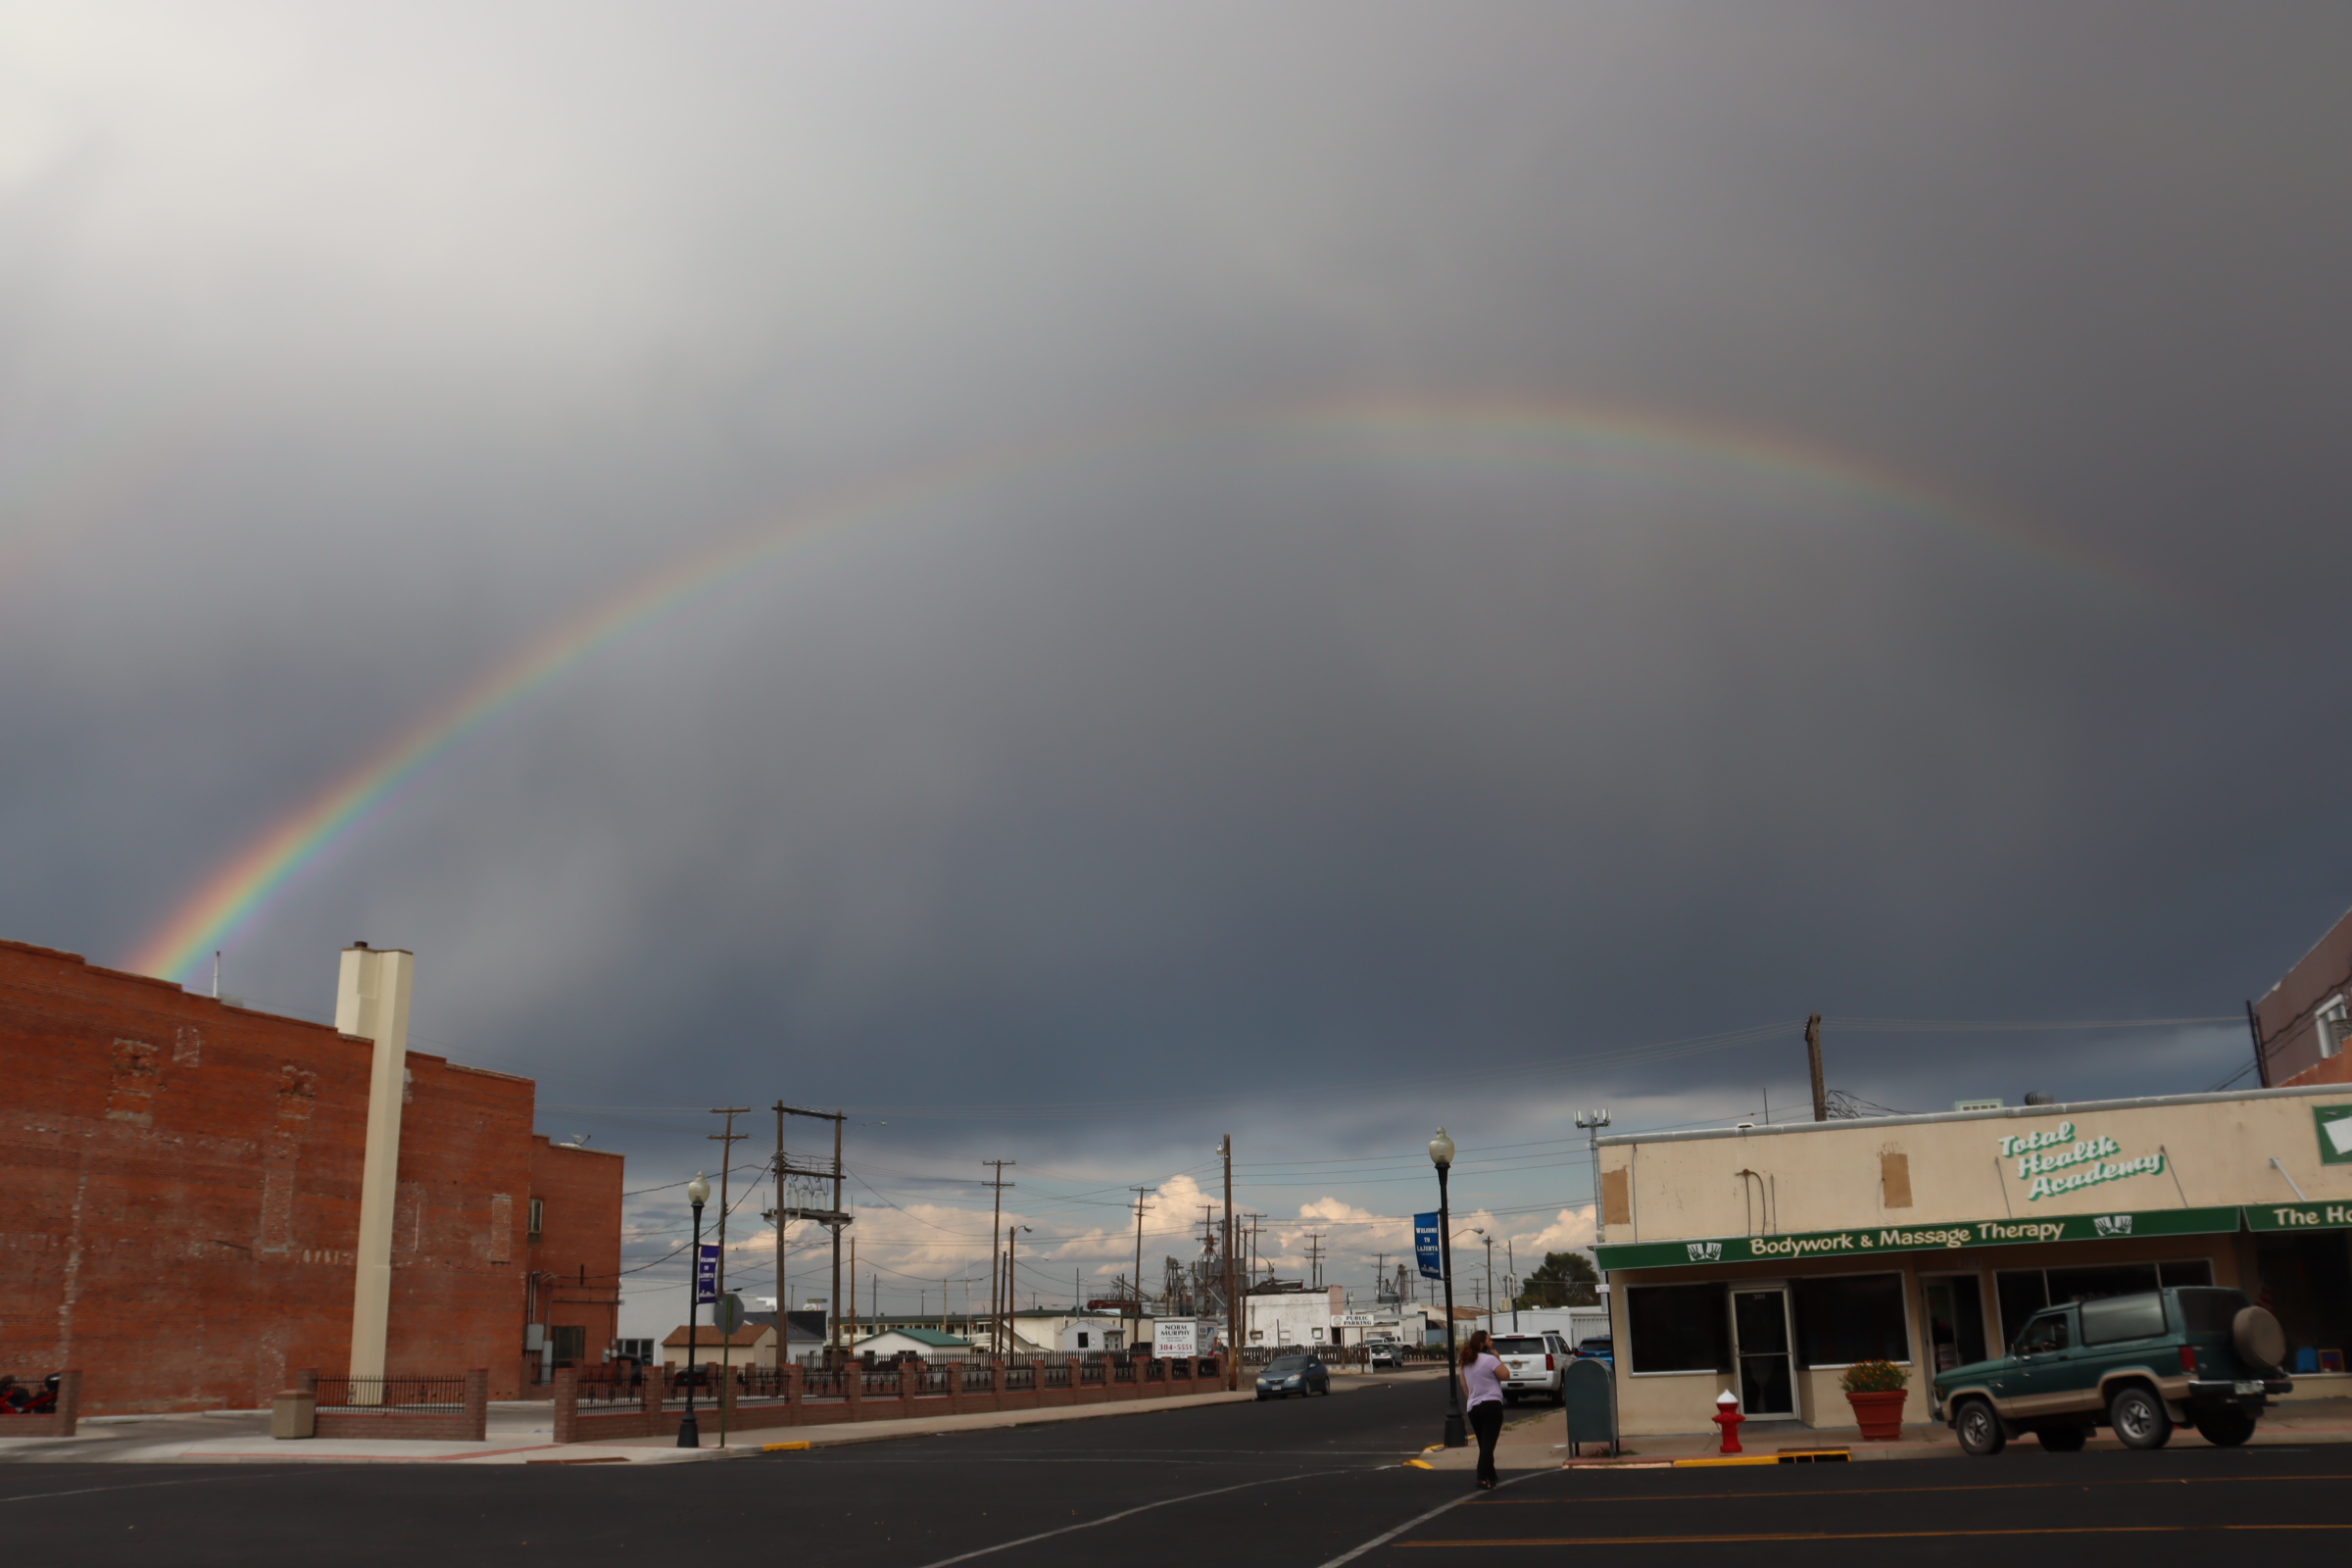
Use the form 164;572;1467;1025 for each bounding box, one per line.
1430;1128;1464;1448
678;1173;710;1448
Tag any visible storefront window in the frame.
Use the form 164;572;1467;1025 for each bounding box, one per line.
2254;1232;2352;1375
1625;1282;1730;1373
1790;1273;1907;1366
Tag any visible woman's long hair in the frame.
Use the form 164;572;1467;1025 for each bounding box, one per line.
1458;1328;1494;1367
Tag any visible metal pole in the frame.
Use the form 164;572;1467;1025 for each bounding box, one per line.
1805;1013;1827;1122
1437;1163;1464;1447
679;1196;705;1447
1223;1135;1239;1390
831;1115;845;1354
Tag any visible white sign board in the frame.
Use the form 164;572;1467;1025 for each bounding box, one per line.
1336;1312;1379;1327
1153;1320;1199;1357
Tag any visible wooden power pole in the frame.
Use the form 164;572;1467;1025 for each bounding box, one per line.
980;1161;1016;1354
1805;1013;1827;1121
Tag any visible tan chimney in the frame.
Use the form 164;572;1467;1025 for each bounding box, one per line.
337;944;414;1393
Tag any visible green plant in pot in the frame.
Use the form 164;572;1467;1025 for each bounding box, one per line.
1839;1359;1909;1441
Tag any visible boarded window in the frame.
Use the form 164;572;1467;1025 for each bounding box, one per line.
1880;1151;1912;1209
1790;1273;1909;1366
488;1194;514;1263
1625;1282;1730;1373
1600;1168;1632;1228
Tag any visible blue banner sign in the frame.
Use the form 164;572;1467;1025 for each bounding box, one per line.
695;1244;720;1303
1413;1212;1444;1280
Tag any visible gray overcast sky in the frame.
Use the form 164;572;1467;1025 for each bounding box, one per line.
4;3;2349;1328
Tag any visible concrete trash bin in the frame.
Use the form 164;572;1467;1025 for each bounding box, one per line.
271;1389;317;1440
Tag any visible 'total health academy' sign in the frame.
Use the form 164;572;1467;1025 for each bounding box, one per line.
1999;1121;2169;1202
1592;1205;2240;1273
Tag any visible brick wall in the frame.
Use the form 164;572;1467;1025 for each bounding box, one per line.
0;939;621;1413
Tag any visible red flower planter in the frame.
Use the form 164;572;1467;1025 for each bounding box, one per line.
1845;1389;1908;1441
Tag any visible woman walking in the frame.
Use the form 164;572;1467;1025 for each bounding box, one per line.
1459;1328;1506;1490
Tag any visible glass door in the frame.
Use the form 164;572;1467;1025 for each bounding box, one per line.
1921;1276;1988;1373
1732;1289;1795;1417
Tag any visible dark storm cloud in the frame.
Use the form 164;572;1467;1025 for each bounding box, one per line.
4;3;2349;1299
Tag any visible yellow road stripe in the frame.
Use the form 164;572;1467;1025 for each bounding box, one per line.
1494;1472;2352;1503
1399;1525;2352;1547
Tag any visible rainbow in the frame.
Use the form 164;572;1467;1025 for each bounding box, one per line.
126;394;2158;982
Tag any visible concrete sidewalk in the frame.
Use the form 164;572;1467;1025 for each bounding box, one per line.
1410;1395;2352;1472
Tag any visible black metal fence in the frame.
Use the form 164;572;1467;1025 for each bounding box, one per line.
313;1376;466;1414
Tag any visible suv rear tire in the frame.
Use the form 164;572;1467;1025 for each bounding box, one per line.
2108;1385;2173;1450
1954;1398;2005;1456
2036;1424;2088;1451
2194;1410;2256;1447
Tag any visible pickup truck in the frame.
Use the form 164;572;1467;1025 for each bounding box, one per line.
1932;1285;2292;1454
1492;1333;1565;1405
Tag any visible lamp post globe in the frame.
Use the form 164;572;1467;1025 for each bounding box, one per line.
679;1173;710;1447
1430;1129;1465;1448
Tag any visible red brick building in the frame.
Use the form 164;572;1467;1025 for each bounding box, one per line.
0;938;623;1412
2256;906;2352;1088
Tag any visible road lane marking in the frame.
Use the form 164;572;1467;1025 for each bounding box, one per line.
905;1467;1358;1568
1311;1470;1549;1568
1493;1473;2352;1502
1397;1525;2352;1547
0;1474;277;1505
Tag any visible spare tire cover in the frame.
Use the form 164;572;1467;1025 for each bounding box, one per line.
2232;1305;2286;1373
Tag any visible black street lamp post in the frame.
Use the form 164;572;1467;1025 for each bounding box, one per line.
1431;1129;1465;1448
678;1173;710;1448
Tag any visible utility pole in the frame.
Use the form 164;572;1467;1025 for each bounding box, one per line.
1221;1135;1239;1390
1304;1232;1325;1291
709;1107;750;1446
1805;1012;1827;1122
768;1104;851;1357
848;1236;857;1350
1577;1108;1612;1245
1128;1187;1152;1356
980;1161;1016;1354
1506;1238;1517;1332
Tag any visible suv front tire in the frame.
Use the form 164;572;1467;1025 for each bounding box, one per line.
2108;1385;2173;1450
1953;1398;2006;1456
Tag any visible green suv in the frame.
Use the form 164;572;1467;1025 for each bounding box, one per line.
1932;1286;2291;1455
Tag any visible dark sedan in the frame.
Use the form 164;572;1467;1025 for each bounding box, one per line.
1254;1353;1331;1398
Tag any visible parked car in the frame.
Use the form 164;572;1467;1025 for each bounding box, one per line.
1255;1353;1332;1399
1573;1336;1613;1363
1366;1339;1406;1369
1933;1286;2292;1455
1491;1334;1564;1405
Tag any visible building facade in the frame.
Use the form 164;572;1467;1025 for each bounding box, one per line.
1592;1085;2352;1435
2256;905;2352;1087
0;938;622;1412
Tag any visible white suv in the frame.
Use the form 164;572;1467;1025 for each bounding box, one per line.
1492;1332;1565;1405
1366;1339;1405;1369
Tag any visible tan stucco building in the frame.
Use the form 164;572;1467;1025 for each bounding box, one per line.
1592;1083;2352;1435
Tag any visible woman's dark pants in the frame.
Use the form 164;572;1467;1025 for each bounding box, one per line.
1469;1400;1504;1486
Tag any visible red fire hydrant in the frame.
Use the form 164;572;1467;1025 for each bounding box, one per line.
1713;1389;1745;1453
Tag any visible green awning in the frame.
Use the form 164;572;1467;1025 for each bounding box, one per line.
1592;1204;2242;1273
2243;1200;2352;1232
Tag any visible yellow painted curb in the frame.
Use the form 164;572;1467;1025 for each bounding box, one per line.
1403;1459;1435;1470
1674;1449;1850;1468
762;1441;811;1451
1422;1444;1446;1453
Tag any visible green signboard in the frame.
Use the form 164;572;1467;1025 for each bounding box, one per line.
1592;1205;2242;1273
2244;1200;2352;1232
2315;1105;2352;1167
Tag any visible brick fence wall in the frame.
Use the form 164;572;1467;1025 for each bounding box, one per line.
552;1357;1232;1444
306;1368;488;1441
